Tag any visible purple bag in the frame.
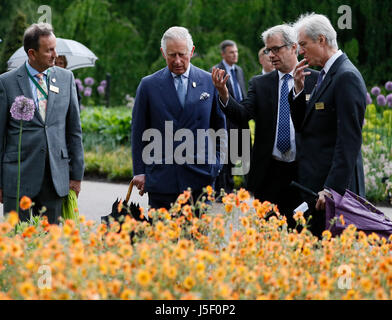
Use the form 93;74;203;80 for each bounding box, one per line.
325;188;392;238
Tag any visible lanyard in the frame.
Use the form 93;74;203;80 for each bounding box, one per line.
25;63;50;100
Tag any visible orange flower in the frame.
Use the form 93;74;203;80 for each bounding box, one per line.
240;202;250;214
339;214;345;226
136;270;151;287
19;196;32;211
117;199;123;213
225;204;233;213
237;188;250;202
206;185;213;196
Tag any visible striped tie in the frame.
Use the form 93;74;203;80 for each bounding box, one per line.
36;73;48;121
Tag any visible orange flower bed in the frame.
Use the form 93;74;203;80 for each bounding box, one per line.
0;187;391;300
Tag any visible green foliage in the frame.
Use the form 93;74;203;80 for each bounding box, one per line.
0;11;28;73
80;106;132;149
1;0;391;105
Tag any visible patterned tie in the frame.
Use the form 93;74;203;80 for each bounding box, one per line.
36;73;48;121
315;69;325;93
276;74;291;154
230;68;241;102
175;75;186;108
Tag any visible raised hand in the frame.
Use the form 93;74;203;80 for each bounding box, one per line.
211;67;230;104
293;59;311;94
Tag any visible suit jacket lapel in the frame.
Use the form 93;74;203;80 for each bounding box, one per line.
302;55;346;126
271;70;279;135
45;67;57;124
159;67;183;117
16;65;44;125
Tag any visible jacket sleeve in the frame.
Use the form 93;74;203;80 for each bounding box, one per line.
324;71;366;194
131;79;149;176
0;78;8;188
66;72;84;181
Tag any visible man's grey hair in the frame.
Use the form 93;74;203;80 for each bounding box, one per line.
293;13;338;49
261;24;297;47
161;26;193;55
23;23;54;53
220;40;237;53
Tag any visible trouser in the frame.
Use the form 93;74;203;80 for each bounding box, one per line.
3;158;63;225
254;159;302;230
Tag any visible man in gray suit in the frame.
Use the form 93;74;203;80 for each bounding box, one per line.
290;13;366;237
0;23;84;224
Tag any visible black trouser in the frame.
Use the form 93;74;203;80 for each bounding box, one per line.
3;158;63;225
254;159;301;230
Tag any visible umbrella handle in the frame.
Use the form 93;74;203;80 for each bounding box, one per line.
125;180;134;204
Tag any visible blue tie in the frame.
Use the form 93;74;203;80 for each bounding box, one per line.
276;74;291;154
230;68;241;102
176;75;186;107
315;69;325;93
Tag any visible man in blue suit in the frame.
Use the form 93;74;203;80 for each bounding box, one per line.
131;26;226;211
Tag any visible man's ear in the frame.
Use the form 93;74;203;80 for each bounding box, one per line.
27;48;36;61
318;35;326;46
190;46;195;58
160;47;166;59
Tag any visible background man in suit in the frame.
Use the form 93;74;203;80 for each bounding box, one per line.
291;13;367;237
131;26;226;211
258;47;274;74
0;23;84;224
212;24;318;228
212;40;248;196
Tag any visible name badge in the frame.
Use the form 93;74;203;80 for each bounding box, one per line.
306;94;310;101
49;85;59;93
315;102;325;110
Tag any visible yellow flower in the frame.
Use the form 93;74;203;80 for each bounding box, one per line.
6;211;19;227
19;281;35;298
225;203;233;213
183;276;196;290
136;270;151;287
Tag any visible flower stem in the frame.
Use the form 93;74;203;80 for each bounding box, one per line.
16;120;22;214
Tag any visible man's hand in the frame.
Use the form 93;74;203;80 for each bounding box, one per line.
315;189;332;211
0;188;2;204
293;59;311;94
132;174;146;196
211;67;230;104
69;180;81;197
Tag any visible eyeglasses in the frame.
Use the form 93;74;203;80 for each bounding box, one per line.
263;44;288;55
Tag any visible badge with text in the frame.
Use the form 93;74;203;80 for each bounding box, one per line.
306;94;311;101
315;102;325;110
49;85;59;93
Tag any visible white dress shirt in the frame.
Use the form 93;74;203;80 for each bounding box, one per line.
222;59;243;101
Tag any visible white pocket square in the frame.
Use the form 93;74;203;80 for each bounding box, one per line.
200;92;210;100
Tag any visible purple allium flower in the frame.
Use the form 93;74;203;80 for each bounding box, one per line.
84;87;92;97
84;77;95;86
377;94;387;106
371;86;381;96
387;94;392;107
77;84;84;92
75;78;82;86
10;96;35;121
385;81;392;91
366;92;372;105
100;80;107;88
97;85;105;95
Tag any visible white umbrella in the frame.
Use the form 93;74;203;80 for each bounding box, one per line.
7;37;98;71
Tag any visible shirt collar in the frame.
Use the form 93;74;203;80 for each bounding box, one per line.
222;59;235;72
322;49;343;75
171;63;191;79
277;69;294;81
26;61;49;77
